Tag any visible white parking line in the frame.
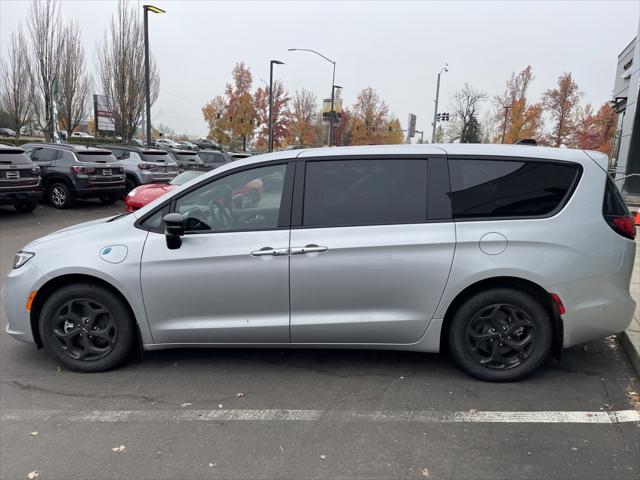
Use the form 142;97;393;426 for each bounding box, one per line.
2;409;639;424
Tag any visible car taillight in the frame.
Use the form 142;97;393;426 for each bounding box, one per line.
606;215;636;240
71;165;96;174
138;162;155;170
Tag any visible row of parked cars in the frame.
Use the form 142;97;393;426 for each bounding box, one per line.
0;142;247;213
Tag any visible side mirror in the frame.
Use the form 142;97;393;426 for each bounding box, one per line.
163;212;184;250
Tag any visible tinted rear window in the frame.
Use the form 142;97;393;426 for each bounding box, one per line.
76;152;117;163
303;159;428;227
141;152;169;163
449;159;580;219
603;176;629;216
198;152;226;164
0;151;31;165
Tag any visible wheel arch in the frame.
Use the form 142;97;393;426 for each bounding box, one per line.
44;175;74;189
30;273;142;355
439;276;563;359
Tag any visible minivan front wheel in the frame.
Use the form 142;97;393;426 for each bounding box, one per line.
448;288;552;382
39;284;135;372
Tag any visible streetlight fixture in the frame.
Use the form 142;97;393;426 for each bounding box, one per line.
268;60;284;152
431;63;448;144
143;4;165;146
288;48;336;146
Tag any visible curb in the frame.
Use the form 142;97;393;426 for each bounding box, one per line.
621;329;640;377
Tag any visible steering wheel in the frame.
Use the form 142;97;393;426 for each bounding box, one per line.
208;185;233;230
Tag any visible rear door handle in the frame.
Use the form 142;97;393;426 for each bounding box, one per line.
250;247;289;257
290;244;328;255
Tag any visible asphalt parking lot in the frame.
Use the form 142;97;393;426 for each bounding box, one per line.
0;202;639;480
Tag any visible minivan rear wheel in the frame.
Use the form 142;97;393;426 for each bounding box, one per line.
39;284;135;372
448;288;552;382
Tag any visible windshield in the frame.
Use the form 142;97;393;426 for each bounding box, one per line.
198;152;226;164
170;170;205;186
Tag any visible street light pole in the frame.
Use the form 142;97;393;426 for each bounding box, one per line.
431;63;448;143
288;48;336;147
501;105;510;144
268;60;284;152
143;5;165;147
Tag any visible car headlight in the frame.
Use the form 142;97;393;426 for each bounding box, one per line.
14;251;35;269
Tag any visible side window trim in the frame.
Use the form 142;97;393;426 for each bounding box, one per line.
135;159;296;233
292;155;447;229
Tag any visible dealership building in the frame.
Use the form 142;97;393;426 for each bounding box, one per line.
612;20;640;199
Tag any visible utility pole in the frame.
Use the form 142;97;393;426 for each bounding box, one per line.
268;60;284;152
143;5;165;146
501;105;510;144
431;63;448;143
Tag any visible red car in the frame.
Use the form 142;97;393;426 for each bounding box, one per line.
124;170;264;212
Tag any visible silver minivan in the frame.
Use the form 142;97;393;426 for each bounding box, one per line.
2;144;635;381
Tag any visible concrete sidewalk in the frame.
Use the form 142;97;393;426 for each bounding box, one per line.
622;237;640;376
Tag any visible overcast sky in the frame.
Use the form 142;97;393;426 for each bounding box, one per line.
1;0;639;138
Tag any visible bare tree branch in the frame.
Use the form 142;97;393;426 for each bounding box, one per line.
58;19;90;135
96;0;159;142
0;25;32;138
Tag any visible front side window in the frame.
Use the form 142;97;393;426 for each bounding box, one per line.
449;159;580;219
302;159;428;227
173;163;287;232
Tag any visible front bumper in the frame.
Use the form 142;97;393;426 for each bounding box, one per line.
1;261;47;345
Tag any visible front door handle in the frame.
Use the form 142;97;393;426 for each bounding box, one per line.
290;244;328;255
250;247;289;257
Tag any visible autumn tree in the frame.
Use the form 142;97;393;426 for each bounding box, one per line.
27;0;64;141
58;19;90;135
449;83;486;143
225;62;256;151
288;89;318;146
573;102;617;156
97;0;159;141
542;72;581;147
202;95;231;145
0;26;32;137
383;117;404;144
494;66;543;143
254;80;290;150
350;87;389;145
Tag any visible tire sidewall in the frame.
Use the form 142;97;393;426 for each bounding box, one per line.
449;288;552;382
48;182;74;209
39;284;135;372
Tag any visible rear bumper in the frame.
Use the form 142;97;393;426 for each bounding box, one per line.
74;185;126;199
0;188;42;205
554;239;636;347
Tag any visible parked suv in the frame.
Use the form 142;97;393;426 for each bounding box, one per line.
0;144;42;213
196;149;233;170
21;143;125;208
163;148;209;172
99;145;179;194
2;144;635;381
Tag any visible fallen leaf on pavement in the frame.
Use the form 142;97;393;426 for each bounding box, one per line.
218;404;223;409
236;392;244;398
419;466;430;477
112;445;126;453
27;472;39;479
180;403;192;407
29;432;38;436
320;454;327;460
208;463;216;469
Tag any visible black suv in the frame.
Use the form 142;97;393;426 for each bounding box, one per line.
163;148;209;172
0;144;42;213
195;149;233;170
22;143;125;208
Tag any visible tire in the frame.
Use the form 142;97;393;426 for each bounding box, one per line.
448;288;552;382
123;177;137;199
99;195;118;205
14;201;37;213
48;182;74;209
39;284;135;372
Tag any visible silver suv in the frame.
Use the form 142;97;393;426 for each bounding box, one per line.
2;144;635;381
100;145;179;194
